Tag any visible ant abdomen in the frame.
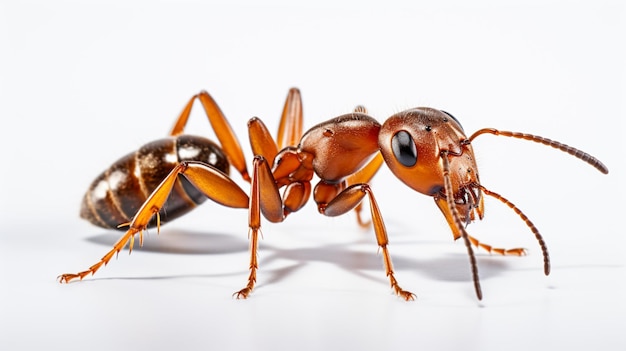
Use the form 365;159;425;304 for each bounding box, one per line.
80;135;229;230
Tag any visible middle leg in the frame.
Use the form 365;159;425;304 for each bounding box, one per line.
318;182;416;301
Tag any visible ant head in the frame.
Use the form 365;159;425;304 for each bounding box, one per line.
378;108;473;196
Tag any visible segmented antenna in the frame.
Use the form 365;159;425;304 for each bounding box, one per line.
469;128;609;174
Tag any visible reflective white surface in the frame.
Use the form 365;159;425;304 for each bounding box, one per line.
1;1;624;350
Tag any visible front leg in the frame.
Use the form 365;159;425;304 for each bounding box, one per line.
434;196;528;256
317;182;416;301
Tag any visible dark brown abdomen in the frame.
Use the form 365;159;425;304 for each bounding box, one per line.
80;135;230;229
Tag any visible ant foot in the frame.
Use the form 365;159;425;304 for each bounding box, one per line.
233;287;253;299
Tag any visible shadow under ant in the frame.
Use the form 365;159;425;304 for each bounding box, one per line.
84;227;514;287
86;228;248;255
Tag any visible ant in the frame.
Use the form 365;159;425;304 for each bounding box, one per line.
59;88;609;301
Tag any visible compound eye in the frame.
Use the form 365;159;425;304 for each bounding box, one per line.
391;130;418;167
442;110;463;131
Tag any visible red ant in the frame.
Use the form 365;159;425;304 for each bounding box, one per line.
59;88;608;301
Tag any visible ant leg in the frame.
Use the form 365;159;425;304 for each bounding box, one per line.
344;152;384;227
248;117;279;165
233;157;263;298
276;87;303;149
352;202;370;228
233;156;285;299
57;228;142;283
59;161;249;283
247;88;303;165
236;113;311;298
467;235;528;256
321;183;416;301
170;91;250;181
433;197;528;257
248;117;312;215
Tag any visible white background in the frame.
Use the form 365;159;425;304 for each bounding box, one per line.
1;0;624;350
